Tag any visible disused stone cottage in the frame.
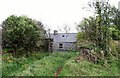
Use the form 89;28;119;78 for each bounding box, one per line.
50;30;77;51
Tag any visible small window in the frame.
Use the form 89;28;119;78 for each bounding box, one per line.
62;35;64;37
59;43;63;48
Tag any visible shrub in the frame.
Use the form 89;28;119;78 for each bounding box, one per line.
2;15;46;53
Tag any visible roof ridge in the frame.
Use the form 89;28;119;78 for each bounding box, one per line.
50;33;77;34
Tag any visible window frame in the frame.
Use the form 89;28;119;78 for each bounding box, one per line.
59;43;63;48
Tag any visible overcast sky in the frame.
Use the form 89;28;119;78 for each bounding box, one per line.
0;0;119;33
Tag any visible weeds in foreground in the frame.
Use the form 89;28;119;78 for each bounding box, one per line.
2;52;118;76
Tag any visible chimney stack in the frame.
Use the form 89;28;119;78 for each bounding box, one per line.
54;30;58;35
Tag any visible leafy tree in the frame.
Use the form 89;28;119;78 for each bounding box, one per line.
109;6;120;40
111;28;120;40
77;32;85;43
77;17;96;42
2;15;46;52
109;6;120;30
77;1;119;56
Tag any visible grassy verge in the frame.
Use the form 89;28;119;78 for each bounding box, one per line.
2;51;119;76
60;58;118;76
2;52;50;76
14;52;79;76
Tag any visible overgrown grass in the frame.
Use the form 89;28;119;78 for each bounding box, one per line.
2;52;50;76
14;52;79;76
2;51;119;76
60;58;119;76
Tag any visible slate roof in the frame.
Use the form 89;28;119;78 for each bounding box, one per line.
50;33;77;43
